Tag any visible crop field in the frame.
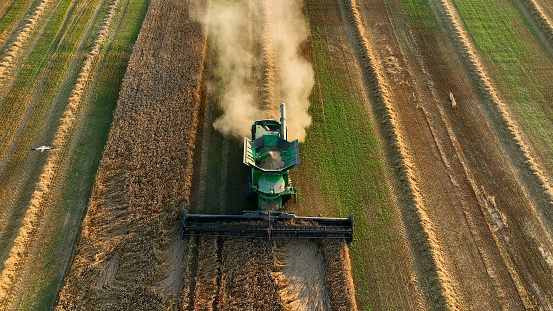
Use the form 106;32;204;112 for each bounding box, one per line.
2;0;553;309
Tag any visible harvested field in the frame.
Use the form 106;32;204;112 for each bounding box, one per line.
3;0;553;309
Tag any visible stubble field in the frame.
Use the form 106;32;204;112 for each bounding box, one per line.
1;0;553;310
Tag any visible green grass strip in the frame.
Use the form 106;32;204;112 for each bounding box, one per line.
301;24;408;310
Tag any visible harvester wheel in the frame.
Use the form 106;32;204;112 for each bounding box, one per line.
246;177;256;200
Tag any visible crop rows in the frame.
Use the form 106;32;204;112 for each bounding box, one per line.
335;0;448;308
383;0;553;307
0;0;149;308
7;0;552;308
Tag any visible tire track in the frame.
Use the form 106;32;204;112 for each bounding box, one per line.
192;66;214;214
0;0;122;307
519;0;553;45
0;0;32;46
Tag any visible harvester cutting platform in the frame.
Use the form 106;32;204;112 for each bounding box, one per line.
182;104;353;241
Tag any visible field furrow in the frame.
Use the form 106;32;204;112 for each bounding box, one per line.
0;0;35;46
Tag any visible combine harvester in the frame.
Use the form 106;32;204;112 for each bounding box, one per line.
182;103;353;241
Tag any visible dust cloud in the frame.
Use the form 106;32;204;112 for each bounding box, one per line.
207;0;314;141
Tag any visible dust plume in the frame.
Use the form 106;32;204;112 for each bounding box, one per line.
208;0;314;141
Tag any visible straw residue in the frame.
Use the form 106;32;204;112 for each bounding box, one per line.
0;0;55;83
321;240;357;311
521;0;553;44
277;240;332;311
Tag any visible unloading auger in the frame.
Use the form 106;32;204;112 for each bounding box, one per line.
181;103;353;241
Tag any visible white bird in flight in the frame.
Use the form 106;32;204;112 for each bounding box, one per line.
31;146;54;153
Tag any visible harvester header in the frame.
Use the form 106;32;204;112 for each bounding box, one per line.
182;103;354;241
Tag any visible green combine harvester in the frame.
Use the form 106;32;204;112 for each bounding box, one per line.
181;103;353;240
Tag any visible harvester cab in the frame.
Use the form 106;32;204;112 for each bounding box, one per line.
182;103;354;241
